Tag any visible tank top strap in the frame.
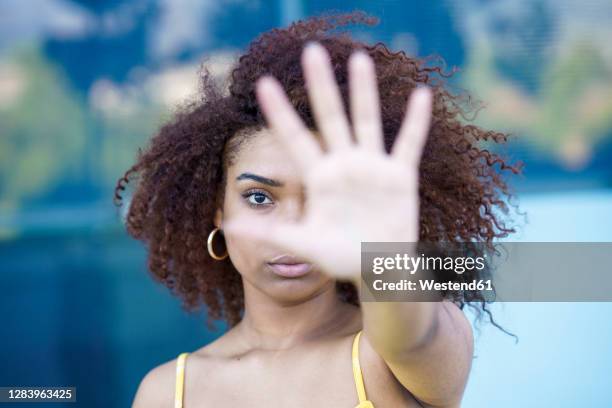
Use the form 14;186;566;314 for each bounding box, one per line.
174;352;189;408
352;330;375;408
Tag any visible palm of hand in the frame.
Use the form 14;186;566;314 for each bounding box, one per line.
294;152;419;279
225;43;432;282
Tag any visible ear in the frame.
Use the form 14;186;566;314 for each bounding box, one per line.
214;208;223;229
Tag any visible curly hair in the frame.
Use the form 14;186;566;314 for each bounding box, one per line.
114;12;521;330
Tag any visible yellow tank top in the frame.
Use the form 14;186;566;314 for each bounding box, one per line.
174;330;374;408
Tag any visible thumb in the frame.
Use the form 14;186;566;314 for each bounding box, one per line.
222;216;318;261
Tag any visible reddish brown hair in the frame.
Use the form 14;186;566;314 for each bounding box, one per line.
114;12;521;329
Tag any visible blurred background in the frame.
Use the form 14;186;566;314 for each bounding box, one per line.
1;0;611;407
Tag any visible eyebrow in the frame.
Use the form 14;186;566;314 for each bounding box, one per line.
236;172;284;187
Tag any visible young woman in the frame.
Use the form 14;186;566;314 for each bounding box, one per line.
117;12;518;408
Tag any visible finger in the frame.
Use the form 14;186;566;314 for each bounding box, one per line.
348;51;384;152
256;76;323;173
302;42;353;151
222;217;323;265
391;87;433;166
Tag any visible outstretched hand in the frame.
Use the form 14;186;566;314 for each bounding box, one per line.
223;43;433;283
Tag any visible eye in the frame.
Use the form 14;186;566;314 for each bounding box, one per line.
242;190;273;208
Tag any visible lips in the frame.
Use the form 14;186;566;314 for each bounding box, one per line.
266;254;313;278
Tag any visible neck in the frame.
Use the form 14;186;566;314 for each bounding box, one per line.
237;280;356;350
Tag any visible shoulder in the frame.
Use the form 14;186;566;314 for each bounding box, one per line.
131;356;181;408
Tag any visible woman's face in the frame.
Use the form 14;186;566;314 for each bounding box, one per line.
215;128;333;304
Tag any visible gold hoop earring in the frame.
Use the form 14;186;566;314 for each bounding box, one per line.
207;227;228;260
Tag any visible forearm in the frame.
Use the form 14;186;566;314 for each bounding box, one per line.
360;300;441;360
356;242;442;360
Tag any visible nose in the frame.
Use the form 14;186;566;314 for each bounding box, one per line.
282;196;305;222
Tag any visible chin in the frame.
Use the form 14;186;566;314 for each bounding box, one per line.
260;270;334;305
